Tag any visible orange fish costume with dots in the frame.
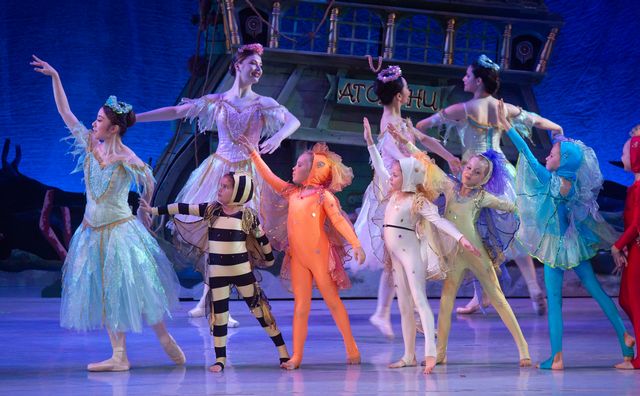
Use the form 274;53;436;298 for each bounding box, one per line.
249;143;361;369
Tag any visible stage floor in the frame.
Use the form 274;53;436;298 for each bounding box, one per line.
1;297;639;395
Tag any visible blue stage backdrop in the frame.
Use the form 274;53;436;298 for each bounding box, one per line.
1;0;639;192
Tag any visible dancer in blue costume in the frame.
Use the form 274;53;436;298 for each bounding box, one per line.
496;101;634;370
32;55;185;372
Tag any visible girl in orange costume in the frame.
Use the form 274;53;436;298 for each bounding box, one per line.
239;137;366;370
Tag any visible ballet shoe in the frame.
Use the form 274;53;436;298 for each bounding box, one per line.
87;348;130;372
389;357;417;369
161;335;186;365
228;315;240;328
188;306;205;318
531;293;547;316
369;314;394;339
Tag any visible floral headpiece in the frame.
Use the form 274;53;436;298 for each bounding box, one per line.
104;95;133;115
377;65;402;83
477;54;500;71
238;43;264;56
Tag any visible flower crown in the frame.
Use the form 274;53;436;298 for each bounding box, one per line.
477;54;500;71
377;65;402;83
104;95;132;115
238;43;264;56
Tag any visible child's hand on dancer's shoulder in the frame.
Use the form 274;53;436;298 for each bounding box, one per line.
459;237;481;257
497;99;512;131
363;117;374;146
353;246;366;265
30;55;58;77
237;135;257;154
611;245;628;275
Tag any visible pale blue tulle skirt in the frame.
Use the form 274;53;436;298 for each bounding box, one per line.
60;217;180;333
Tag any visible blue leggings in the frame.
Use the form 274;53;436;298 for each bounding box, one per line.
541;261;633;368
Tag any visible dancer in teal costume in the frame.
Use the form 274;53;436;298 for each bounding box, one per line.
497;102;634;370
32;55;185;372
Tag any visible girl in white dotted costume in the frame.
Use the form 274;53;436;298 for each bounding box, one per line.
363;117;479;374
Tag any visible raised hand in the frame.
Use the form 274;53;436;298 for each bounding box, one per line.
460;237;481;257
363;117;374;146
31;55;58;77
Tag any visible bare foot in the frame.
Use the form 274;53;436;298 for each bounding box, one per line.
280;359;301;370
537;352;563;370
347;353;361;365
208;363;224;372
625;332;636;348
615;357;634;370
423;356;436;374
388;357;417;369
520;358;532;367
435;353;447;365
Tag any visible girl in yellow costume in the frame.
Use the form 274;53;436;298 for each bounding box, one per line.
239;137;365;370
389;126;531;367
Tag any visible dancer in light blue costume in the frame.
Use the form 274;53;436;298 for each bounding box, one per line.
32;55;185;372
496;101;634;370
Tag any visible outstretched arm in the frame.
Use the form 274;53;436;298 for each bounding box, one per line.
419;200;481;256
237;135;290;193
135;103;194;123
151;202;209;217
31;55;80;130
499;101;550;183
408;119;460;173
479;191;516;212
507;103;562;136
388;124;450;186
415;104;465;132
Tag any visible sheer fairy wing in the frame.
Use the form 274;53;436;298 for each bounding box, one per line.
180;95;222;133
62;122;91;174
260;105;286;139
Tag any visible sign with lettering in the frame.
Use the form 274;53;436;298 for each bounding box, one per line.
335;78;455;113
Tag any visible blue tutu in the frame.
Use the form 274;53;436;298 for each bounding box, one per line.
60;123;179;333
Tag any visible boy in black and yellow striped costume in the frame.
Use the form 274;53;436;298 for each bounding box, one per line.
144;172;289;372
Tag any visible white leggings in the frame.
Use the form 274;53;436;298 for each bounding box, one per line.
387;230;436;359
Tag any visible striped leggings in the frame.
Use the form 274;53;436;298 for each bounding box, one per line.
209;271;289;368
